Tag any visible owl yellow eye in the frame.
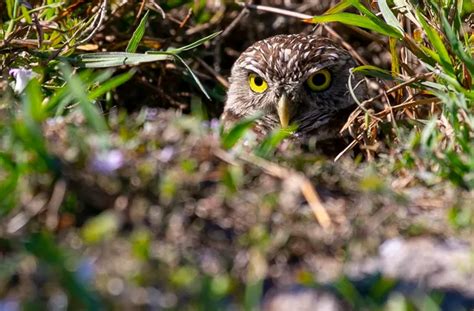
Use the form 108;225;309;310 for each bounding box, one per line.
306;69;331;91
248;73;268;93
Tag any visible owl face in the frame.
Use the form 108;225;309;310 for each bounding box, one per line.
223;34;365;139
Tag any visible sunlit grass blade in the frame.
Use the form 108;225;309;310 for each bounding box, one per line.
350;1;403;38
165;31;221;54
393;0;422;28
221;114;262;150
310;13;402;38
422;61;474;99
378;0;404;34
352;65;396;80
323;0;354;15
5;0;14;18
390;37;400;77
416;10;455;76
76;52;173;68
126;10;149;53
173;53;211;100
401;35;437;66
5;0;19;39
20;5;33;24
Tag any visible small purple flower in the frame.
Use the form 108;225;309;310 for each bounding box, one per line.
158;146;174;163
75;258;95;284
90;149;124;174
145;108;159;121
9;68;35;93
0;298;19;311
209;118;220;131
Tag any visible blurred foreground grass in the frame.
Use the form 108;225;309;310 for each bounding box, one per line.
1;0;473;310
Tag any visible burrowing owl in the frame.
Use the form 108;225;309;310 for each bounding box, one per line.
222;34;365;143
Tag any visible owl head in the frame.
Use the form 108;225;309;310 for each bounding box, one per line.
222;34;365;140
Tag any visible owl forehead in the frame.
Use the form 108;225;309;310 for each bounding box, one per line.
237;34;348;83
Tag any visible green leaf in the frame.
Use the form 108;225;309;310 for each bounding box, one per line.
126;10;149;53
311;13;402;38
221;114;262;150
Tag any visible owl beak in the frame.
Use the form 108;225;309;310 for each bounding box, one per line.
277;93;290;128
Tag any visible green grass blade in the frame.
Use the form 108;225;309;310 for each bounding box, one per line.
254;126;295;158
6;0;14;18
311;13;402;38
402;35;437;66
45;70;100;114
350;1;403;38
453;0;463;33
88;69;136;100
378;0;404;34
440;11;474;75
18;80;51;168
221;114;262;150
390;37;400;74
416;10;455;76
172;53;211;100
60;63;108;133
5;0;19;39
166;31;222;54
324;0;354;14
352;65;396;80
126;10;149;53
76;52;173;68
393;0;422;27
24;79;45;122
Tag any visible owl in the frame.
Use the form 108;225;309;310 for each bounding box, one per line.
222;34;365;143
